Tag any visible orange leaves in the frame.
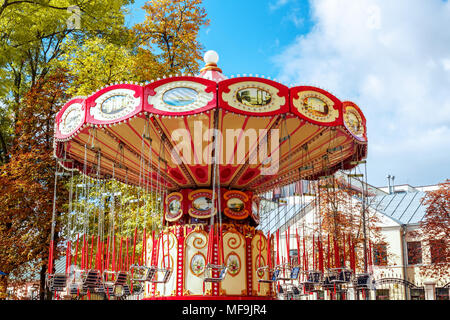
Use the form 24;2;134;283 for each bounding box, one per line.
419;180;450;277
0;70;69;282
134;0;209;79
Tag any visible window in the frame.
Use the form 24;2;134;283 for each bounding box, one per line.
410;288;425;300
430;239;447;264
289;249;298;265
373;243;388;266
407;241;422;265
376;289;389;300
436;288;449;300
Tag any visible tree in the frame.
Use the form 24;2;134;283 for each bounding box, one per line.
0;0;133;164
0;70;70;299
133;0;210;80
56;35;138;97
0;0;210;300
0;0;133;300
314;176;385;273
418;181;450;280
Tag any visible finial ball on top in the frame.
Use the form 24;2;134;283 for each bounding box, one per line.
204;50;219;65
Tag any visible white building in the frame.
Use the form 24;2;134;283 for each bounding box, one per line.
258;173;449;300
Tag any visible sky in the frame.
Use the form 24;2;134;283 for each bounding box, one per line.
126;0;450;188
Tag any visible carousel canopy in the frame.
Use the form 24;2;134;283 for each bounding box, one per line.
53;51;367;194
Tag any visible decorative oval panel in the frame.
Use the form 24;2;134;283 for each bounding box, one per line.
165;192;183;222
343;101;367;142
219;77;289;115
55;99;85;139
236;87;272;107
145;77;216;115
291;86;342;126
187;189;217;219
225;252;241;277
89;87;141;122
59;103;84;135
189;252;206;276
163;87;199;107
223;190;250;220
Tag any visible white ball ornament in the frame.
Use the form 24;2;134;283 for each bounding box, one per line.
204;50;219;65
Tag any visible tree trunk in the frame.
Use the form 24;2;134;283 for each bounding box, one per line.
0;274;7;300
39;264;50;300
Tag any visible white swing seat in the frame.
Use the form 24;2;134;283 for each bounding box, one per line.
130;264;157;282
203;264;227;283
276;266;301;281
151;268;172;283
301;270;323;284
81;269;103;291
355;273;373;289
257;267;280;283
329;268;353;283
103;270;129;296
46;273;68;292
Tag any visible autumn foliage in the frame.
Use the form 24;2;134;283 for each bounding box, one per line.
418;181;450;279
314;177;384;273
0;71;70;299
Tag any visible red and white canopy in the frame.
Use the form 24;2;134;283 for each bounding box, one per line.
53;51;367;194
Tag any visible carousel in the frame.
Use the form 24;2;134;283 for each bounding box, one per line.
46;50;368;300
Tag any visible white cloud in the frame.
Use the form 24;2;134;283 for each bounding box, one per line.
273;0;450;187
269;0;291;11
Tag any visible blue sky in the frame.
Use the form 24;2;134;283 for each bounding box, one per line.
125;0;450;188
126;0;312;78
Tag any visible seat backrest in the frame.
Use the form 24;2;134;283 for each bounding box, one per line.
218;267;227;279
290;267;300;279
271;270;280;281
146;267;157;281
115;272;128;285
84;270;101;287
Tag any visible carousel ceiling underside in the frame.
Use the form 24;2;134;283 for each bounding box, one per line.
54;76;367;194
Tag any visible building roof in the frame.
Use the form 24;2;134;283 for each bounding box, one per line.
259;201;311;234
368;191;428;225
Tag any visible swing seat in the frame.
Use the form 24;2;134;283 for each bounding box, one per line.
203;264;227;283
130;265;158;282
81;269;103;290
151;268;172;283
355;273;372;289
68;281;86;296
103;270;128;287
257;268;280;283
276;266;301;281
46;273;68;292
103;271;129;297
130;282;144;295
301;270;322;284
330;268;353;283
122;284;131;297
321;274;336;288
301;282;319;293
291;285;301;295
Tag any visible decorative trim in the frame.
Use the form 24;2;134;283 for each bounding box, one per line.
165;192;183;222
223;190;250;220
222;81;286;113
58;102;84;136
293;90;339;123
91;88;140;121
187;189;217;219
225;251;242;277
148;81;214;113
